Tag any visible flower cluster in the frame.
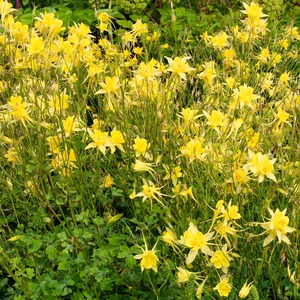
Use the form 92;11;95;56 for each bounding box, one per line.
0;0;298;298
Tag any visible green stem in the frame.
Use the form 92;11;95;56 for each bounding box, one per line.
146;269;159;300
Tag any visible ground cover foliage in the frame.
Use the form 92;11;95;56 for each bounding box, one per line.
0;0;300;299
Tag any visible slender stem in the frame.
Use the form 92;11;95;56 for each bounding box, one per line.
146;269;159;300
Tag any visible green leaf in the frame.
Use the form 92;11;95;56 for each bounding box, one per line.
57;6;73;13
26;268;35;279
0;278;8;289
75;252;86;265
57;260;72;271
108;237;120;246
117;251;128;259
17;14;34;26
130;14;140;21
112;187;123;196
82;290;93;299
93;216;105;226
46;245;58;260
116;19;133;29
111;10;126;19
62;286;72;296
64;278;75;286
94;272;103;282
37;7;56;14
27;281;39;293
82;231;93;239
72;293;85;300
57;232;68;242
73;9;96;25
125;254;136;268
120;245;130;252
52;283;65;296
117;245;130;258
29;240;43;253
26;164;36;173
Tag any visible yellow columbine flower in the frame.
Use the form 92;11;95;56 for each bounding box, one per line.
99;22;108;33
241;2;267;20
222;201;241;221
179;107;200;125
131;19;148;36
177;267;193;283
134;242;158;272
98;12;110;23
246;150;276;183
214;276;232;297
180;137;206;163
133;137;150;157
0;0;16;21
203;110;227;131
241;2;267;30
214;220;237;247
46;136;62;154
239;281;253;298
109;130;125;153
27;36;44;55
135;61;161;81
10;21;29;44
104;174;114;188
261;208;296;246
279;72;290;85
257;47;270;63
196;277;208;299
135;179;164;207
233;84;260;109
275;107;290;127
165;56;196;80
49;93;69;112
210;244;232;273
85;129;110;155
179;222;214;265
7;95;33;125
163;165;182;186
95;76;120;95
225;76;236;89
5;147;19;166
132;160;155;173
232;168;250;184
209;31;229;50
62;116;82;137
133;46;143;55
179;186;196;201
213;200;225;219
162;228;177;246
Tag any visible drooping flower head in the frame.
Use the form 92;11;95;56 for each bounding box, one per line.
134;240;159;272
